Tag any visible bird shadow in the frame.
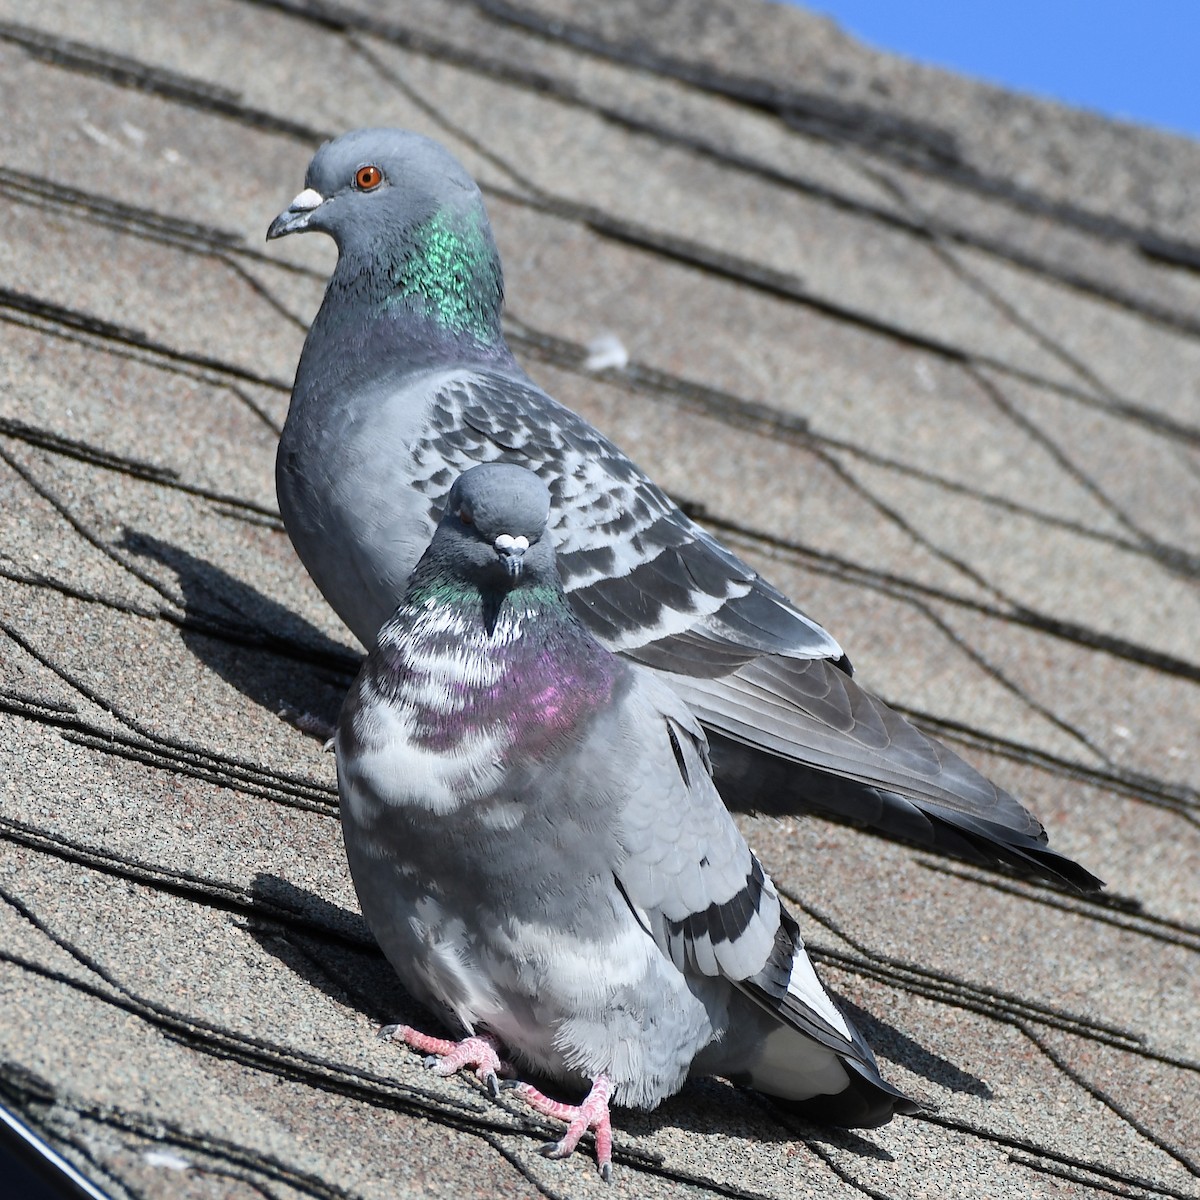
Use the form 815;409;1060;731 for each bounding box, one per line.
245;873;987;1164
244;873;424;1032
835;993;991;1100
119;529;358;731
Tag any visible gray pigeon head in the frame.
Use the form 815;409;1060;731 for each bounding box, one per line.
268;129;505;347
266;128;483;255
433;463;554;585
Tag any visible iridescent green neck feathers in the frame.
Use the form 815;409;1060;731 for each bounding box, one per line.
387;206;504;345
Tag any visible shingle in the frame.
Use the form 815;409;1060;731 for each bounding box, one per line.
506;0;1200;243
2;1;1197;1197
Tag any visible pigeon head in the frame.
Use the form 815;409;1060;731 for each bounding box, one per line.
267;129;478;248
431;463;554;588
267;128;504;345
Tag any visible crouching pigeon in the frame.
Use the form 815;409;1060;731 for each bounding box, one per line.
270;127;1100;892
335;463;919;1178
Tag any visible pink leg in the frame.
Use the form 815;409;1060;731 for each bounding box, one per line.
380;1024;512;1097
510;1074;614;1181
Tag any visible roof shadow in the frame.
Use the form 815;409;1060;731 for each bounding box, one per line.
246;871;418;1028
835;994;991;1100
119;529;358;730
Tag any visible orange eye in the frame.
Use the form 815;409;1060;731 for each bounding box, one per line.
354;164;383;190
458;507;473;525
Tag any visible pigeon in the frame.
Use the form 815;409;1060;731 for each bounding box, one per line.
268;128;1101;892
335;463;920;1177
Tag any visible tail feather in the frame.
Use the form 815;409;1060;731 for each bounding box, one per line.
717;909;922;1128
706;731;1103;891
775;1056;923;1128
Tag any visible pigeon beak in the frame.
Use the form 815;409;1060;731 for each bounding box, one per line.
266;188;325;240
494;533;529;579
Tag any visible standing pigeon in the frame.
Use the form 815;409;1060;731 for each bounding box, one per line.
336;463;919;1177
268;128;1100;892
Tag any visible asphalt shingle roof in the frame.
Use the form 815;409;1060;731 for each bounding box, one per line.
1;1;1197;1197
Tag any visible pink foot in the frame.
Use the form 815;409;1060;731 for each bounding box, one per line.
380;1024;512;1097
510;1074;614;1181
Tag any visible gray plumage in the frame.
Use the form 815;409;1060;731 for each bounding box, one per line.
336;462;917;1124
269;127;1100;892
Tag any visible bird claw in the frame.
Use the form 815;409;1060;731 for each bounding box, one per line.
378;1030;614;1175
379;1024;511;1092
516;1075;614;1180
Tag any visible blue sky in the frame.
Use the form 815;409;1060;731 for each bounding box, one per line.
796;3;1199;140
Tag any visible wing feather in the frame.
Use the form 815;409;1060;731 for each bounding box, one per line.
611;673;888;1077
410;370;844;662
406;368;1100;889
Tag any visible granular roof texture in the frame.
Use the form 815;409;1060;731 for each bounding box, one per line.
1;1;1197;1198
